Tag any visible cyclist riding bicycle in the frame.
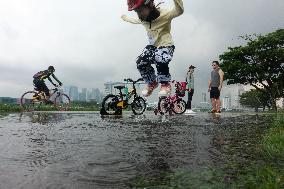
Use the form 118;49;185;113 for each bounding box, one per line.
122;0;184;97
33;66;62;103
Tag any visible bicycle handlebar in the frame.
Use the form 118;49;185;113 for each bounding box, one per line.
50;85;63;91
124;78;144;84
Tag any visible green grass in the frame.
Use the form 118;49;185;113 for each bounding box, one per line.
130;168;234;189
0;103;22;112
0;102;101;112
240;116;284;189
130;116;284;189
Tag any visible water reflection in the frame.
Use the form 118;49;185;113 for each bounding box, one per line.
0;112;275;189
18;112;69;125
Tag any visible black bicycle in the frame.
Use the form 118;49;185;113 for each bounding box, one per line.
101;78;146;115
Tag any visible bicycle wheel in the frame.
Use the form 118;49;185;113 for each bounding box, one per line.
158;96;169;115
54;93;71;111
172;99;187;115
102;94;121;115
20;91;43;111
131;97;146;115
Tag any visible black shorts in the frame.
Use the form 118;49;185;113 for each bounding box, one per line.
33;78;49;96
210;87;220;99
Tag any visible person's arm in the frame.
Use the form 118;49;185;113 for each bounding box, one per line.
121;15;142;24
48;77;56;86
192;74;194;89
169;0;184;19
52;74;62;85
208;79;211;92
218;69;224;91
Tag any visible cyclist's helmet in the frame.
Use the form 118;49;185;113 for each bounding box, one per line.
127;0;152;11
48;66;55;72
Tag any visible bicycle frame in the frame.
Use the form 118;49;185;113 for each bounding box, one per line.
116;78;143;109
157;81;188;115
36;87;63;101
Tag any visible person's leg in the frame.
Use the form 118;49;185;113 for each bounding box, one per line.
136;45;158;96
216;89;221;112
216;98;221;111
188;91;193;110
186;92;191;109
136;45;157;85
155;46;175;96
211;98;216;111
210;88;216;112
41;82;50;101
190;89;194;110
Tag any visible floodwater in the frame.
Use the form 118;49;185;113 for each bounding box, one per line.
0;112;273;189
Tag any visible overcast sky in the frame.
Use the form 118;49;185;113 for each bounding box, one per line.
0;0;283;103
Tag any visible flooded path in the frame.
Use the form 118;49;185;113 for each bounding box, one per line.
0;112;273;189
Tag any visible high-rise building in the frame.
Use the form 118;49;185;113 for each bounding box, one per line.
64;86;70;97
222;96;230;110
104;82;124;96
69;86;79;101
79;88;87;102
201;93;207;102
89;88;103;103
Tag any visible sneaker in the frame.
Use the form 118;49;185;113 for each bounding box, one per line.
209;109;217;113
188;109;196;114
141;81;158;97
185;109;196;114
216;110;221;114
158;83;171;97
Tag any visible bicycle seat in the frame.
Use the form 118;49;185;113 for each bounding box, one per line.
114;86;125;90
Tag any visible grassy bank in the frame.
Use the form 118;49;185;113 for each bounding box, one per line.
0;103;22;112
0;102;101;112
241;116;284;188
130;116;284;189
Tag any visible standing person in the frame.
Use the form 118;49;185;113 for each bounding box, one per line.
208;61;224;113
121;0;184;97
185;65;196;114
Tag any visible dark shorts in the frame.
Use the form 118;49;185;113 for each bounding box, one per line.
33;78;49;96
210;87;220;99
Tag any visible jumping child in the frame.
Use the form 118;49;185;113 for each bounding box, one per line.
122;0;184;97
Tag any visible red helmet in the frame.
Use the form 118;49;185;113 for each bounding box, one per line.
127;0;152;11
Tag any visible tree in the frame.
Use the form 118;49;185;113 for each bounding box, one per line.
239;89;270;112
220;29;284;111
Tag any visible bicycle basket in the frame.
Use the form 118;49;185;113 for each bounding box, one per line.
175;82;187;97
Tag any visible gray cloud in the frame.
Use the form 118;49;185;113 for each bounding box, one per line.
0;0;283;104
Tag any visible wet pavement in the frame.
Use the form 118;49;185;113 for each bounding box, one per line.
0;112;273;189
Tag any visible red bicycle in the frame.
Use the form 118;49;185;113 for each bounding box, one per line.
156;81;187;115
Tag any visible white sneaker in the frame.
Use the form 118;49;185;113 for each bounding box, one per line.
158;83;171;97
185;109;196;114
141;81;158;97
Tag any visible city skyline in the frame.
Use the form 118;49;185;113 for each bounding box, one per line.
64;85;103;103
0;0;283;98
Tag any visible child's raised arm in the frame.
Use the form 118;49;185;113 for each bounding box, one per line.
121;15;142;24
169;0;184;19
